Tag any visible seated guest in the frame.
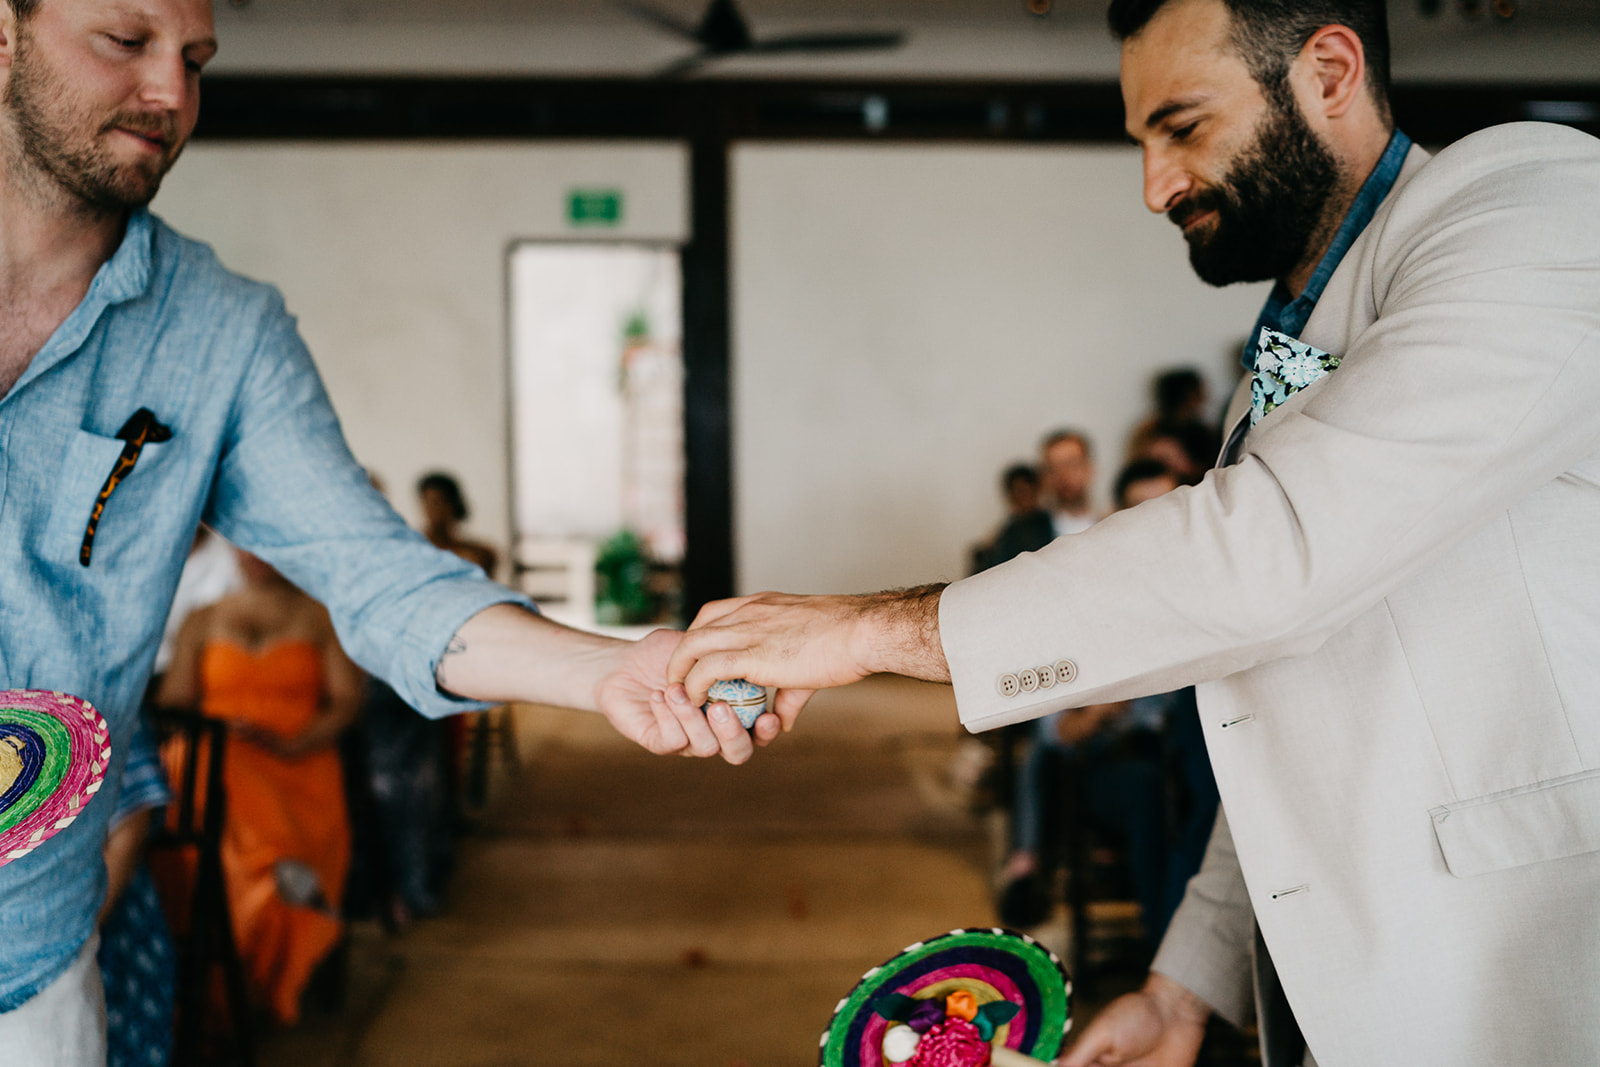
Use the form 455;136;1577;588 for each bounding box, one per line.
974;464;1051;573
360;675;452;924
1041;429;1099;537
1127;369;1207;451
1126;369;1223;485
998;460;1217;949
418;472;498;578
158;552;364;1025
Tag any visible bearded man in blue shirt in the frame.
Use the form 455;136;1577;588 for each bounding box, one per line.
0;0;765;1056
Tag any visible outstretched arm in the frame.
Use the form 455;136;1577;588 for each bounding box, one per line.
663;585;949;732
437;604;775;765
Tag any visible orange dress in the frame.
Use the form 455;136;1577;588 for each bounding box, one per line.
201;641;350;1025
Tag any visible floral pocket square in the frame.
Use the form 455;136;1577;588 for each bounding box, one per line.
1250;328;1341;427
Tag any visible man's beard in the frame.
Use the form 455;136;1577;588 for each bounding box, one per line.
2;27;182;213
1169;93;1342;288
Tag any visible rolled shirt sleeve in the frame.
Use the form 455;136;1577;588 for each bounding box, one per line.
204;293;533;717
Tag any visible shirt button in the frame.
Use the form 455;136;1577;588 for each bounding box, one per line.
1053;659;1078;685
1018;668;1040;693
1036;666;1056;690
997;673;1021;698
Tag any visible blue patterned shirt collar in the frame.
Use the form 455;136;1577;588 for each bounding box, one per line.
1241;129;1412;369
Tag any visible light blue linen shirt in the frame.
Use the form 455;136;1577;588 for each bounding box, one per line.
0;208;530;1010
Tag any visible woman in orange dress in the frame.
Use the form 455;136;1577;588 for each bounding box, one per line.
159;551;363;1026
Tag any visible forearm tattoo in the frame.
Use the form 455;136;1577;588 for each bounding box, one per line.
435;634;468;688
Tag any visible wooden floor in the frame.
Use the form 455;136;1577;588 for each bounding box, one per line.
257;678;1010;1066
254;676;1255;1066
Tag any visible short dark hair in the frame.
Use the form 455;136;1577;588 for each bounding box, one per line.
1002;463;1040;492
1155;368;1205;417
1114;458;1177;507
1042;429;1093;460
418;471;469;522
1108;0;1391;120
9;0;41;20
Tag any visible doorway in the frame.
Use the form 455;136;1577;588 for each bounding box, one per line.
507;241;686;632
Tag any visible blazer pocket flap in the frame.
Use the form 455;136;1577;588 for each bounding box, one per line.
1431;768;1600;878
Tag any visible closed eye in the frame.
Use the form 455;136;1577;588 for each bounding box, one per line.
1171;121;1199;142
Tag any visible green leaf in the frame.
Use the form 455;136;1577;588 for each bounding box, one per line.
871;993;917;1022
975;998;1024;1041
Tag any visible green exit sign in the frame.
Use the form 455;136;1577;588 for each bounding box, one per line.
567;188;624;227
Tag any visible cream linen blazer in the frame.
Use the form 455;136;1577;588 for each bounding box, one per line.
939;122;1600;1067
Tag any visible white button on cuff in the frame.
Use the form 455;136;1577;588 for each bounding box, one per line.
1053;659;1078;685
997;673;1021;698
1035;666;1056;690
1018;668;1040;693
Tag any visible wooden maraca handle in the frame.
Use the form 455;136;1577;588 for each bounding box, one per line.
990;1047;1055;1067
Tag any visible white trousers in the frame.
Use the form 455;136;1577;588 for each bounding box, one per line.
0;936;107;1066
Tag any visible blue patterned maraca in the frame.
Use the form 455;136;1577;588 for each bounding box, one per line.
705;679;768;729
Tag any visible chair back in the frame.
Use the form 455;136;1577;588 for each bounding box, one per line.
145;708;256;1067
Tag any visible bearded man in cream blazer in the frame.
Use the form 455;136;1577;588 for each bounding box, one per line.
659;0;1600;1063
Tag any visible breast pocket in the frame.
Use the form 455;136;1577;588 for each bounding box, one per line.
43;429;173;570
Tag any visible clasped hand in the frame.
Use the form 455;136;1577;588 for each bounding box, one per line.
595;588;943;763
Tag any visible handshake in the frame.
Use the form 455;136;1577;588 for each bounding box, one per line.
589;585;951;765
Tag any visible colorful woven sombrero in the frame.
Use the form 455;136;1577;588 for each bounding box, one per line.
0;691;110;867
819;928;1072;1067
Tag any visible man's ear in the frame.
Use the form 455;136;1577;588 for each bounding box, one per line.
1295;23;1366;121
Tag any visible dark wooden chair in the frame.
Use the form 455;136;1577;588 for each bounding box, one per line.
146;709;256;1067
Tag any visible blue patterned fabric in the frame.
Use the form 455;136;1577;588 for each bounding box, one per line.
97;868;175;1067
1250;329;1341;426
99;721;175;1066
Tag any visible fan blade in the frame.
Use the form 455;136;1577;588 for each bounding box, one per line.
614;0;702;43
747;30;907;54
653;50;715;79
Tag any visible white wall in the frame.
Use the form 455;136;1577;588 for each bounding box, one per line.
732;143;1269;595
151;142;689;554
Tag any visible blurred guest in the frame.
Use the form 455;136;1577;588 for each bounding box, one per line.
997;459;1216;949
1131;423;1216;485
974;464;1051;573
1127;368;1222;485
418;472;498;578
153;527;243;679
1001;463;1042;519
158;553;363;1025
1041;430;1099;537
416;471;498;820
341;474;455;928
358;679;452;925
98;723;177;1067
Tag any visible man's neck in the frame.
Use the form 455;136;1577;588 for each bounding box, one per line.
0;144;128;396
1282;126;1394;299
0;154;127;299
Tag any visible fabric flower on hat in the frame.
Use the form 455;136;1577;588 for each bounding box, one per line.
945;990;978;1021
907;1017;990;1067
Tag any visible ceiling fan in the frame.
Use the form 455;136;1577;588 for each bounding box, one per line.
619;0;908;78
